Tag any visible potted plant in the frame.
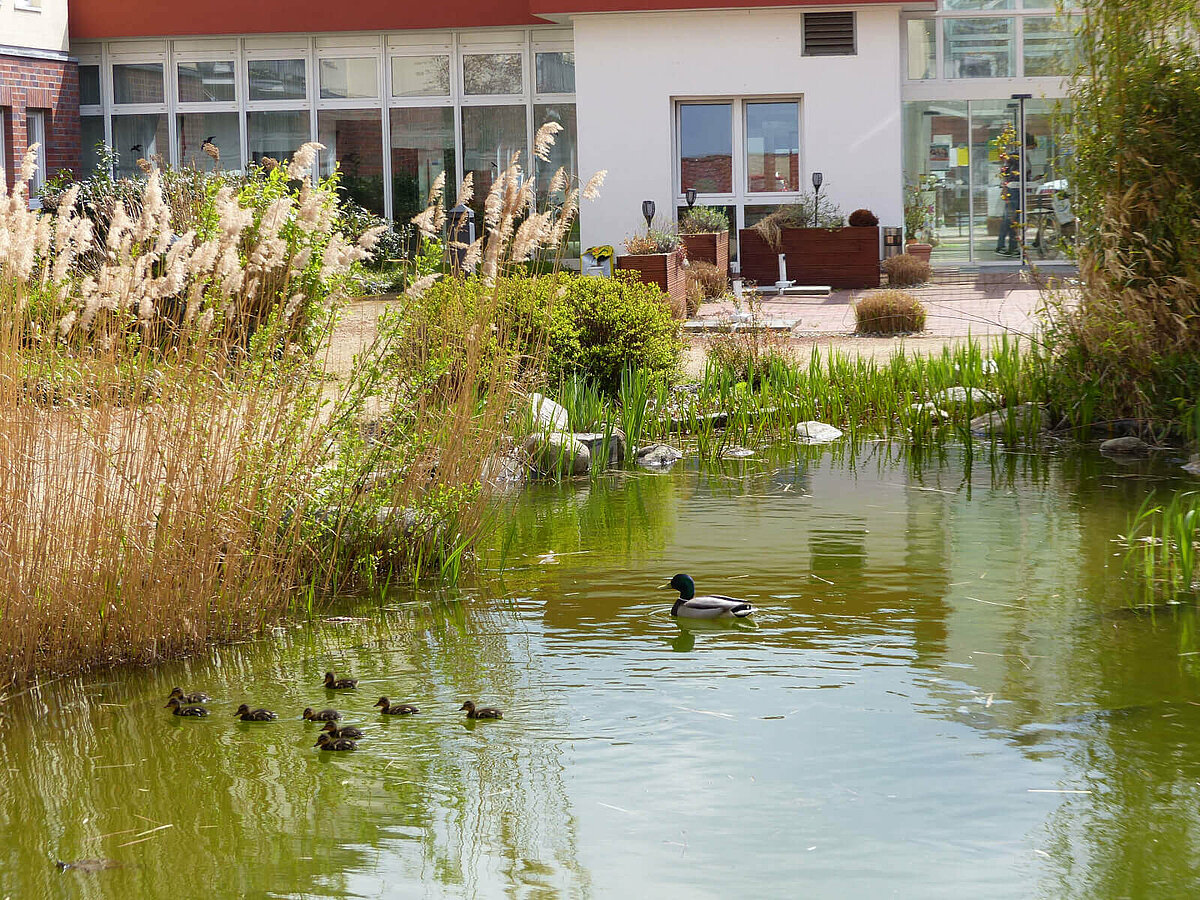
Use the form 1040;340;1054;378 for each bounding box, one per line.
737;190;881;289
903;179;935;264
616;226;688;317
678;205;730;275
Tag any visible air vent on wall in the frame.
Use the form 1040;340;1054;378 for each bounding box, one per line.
802;11;856;57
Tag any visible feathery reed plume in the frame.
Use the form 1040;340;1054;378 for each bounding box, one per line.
533;121;563;162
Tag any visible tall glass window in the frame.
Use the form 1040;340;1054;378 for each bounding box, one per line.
745;102;799;193
679;103;733;194
1023;16;1079;77
533;103;577;196
463;54;523;95
177;61;236;103
80;115;105;175
391;107;456;223
535;52;575;94
112;113;167;176
318;109;384;214
944;17;1016;78
906;19;936;80
391;56;451;98
177;112;241;171
113;63;164;105
79;65;101;106
461;105;528;219
319;58;379;100
246;110;310;165
247;59;307;102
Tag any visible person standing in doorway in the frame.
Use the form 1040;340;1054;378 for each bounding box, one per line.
996;155;1021;257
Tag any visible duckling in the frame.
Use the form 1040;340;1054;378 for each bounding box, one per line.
168;687;210;704
315;733;357;752
165;697;209;717
663;573;753;619
321;721;364;739
302;707;341;722
374;697;419;716
234;704;278;722
323;671;358;690
459;701;502;720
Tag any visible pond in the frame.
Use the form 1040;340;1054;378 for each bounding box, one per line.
3;442;1200;899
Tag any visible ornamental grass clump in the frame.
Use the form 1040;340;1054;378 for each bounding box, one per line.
686;260;728;312
882;252;932;287
854;290;927;334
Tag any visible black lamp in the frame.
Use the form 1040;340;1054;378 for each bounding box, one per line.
811;172;824;228
685;188;697;209
642;199;656;230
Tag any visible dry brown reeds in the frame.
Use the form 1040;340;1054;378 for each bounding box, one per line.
854;290;927;334
882;253;932;287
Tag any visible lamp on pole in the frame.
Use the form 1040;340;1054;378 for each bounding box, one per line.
641;199;656;231
811;171;824;228
685;188;697;209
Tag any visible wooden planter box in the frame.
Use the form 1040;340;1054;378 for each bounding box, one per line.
681;231;730;275
615;247;688;317
738;225;881;289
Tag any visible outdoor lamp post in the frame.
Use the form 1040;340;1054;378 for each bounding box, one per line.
811;171;824;228
685;188;697;209
642;199;656;231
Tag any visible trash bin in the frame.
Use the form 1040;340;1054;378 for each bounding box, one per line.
883;226;903;259
447;203;476;273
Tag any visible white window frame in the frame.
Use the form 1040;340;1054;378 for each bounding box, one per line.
26;108;47;201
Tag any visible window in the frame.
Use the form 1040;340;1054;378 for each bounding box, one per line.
80;115;106;176
112;113;166;178
461;105;527;218
80;65;102;107
247;59;307;102
906;19;936;80
320;58;379;100
533;103;577;195
177;112;241;171
463;53;523;95
943;0;1014;8
679;103;733;194
247;110;310;164
1023;16;1079;77
177;61;236;103
113;63;165;105
26;109;47;194
944;17;1016;78
745;102;799;193
391;106;455;222
535;52;575;94
14;0;42;9
317;109;384;214
0;111;6;192
802;12;856;57
391;56;451;98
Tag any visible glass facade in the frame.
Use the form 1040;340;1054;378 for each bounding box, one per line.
318;109;385;214
177;61;236;103
461;105;528;220
112;113;167;176
113;63;164;105
80;115;105;175
178;112;241;171
319;58;379;100
462;53;523;95
391;56;450;98
247;59;306;101
745;101;799;193
679;103;733;194
79;65;101;106
247;110;310;164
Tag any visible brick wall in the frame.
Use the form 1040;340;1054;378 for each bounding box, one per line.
0;54;80;184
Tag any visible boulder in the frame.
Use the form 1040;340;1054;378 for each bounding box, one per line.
530;392;570;432
933;387;1000;410
794;421;844;444
574;430;627;468
636;443;683;469
481;454;525;486
909;402;951;424
521;432;590;477
1100;436;1152;455
722;446;755;459
969;403;1050;437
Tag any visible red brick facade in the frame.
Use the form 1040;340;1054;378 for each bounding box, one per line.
0;54;80;184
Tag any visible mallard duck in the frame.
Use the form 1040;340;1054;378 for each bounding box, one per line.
374;697;419;716
168;687;210;704
165;697;209;717
302;707;341;722
321;721;364;739
323;671;358;690
315;733;357;752
234;704;277;722
459;701;502;720
662;573;753;619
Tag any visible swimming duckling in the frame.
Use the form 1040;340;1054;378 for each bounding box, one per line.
321;721;365;739
302;707;341;722
374;697;419;716
315;733;357;752
234;704;278;721
168;687;210;704
323;671;358;690
165;697;209;717
663;573;753;619
459;701;502;720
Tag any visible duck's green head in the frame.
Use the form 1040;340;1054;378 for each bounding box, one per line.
668;573;695;600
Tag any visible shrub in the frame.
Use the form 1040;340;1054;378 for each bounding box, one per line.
883;253;933;287
686;260;728;306
706;323;792;387
752;190;844;251
679;205;730;235
848;208;879;227
623;226;682;255
854;290;927;334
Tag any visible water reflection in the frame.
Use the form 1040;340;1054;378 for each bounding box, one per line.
4;443;1200;897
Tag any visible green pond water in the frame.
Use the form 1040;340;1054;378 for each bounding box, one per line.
4;443;1200;899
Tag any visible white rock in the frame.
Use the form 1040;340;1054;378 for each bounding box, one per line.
794;421;844;444
530;392;570;433
969;403;1049;437
521;432;590;477
933;387;1000;409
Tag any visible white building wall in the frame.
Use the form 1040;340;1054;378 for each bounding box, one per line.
0;0;69;54
573;6;904;253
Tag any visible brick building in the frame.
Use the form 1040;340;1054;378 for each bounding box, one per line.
0;0;78;196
